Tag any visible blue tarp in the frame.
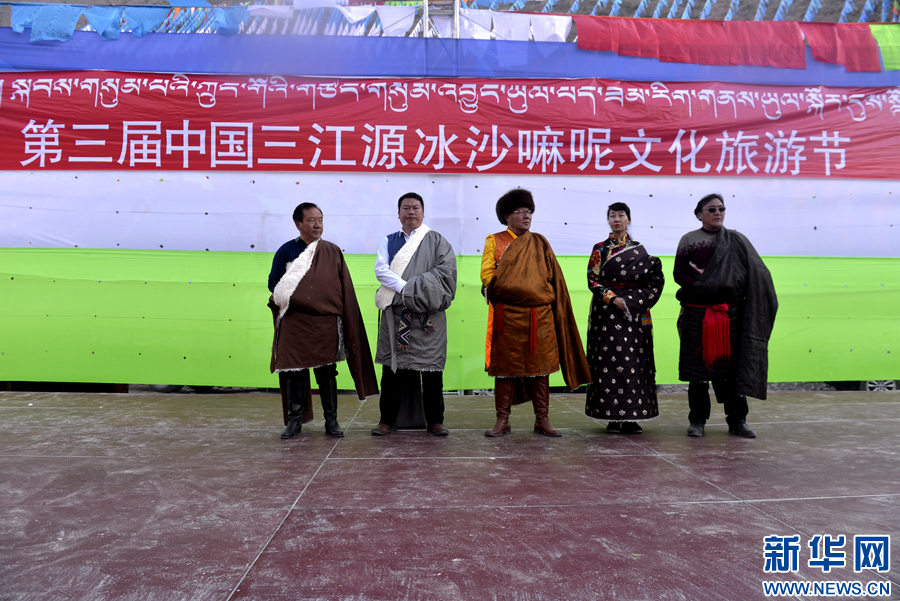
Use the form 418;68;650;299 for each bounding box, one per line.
1;27;898;86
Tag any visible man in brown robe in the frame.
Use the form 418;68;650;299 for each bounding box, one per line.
482;189;592;437
268;202;379;439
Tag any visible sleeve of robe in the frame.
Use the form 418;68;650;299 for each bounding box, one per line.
481;234;497;288
588;242;620;306
733;232;778;401
673;233;700;289
400;235;457;314
338;252;380;400
616;255;666;322
547;243;593;391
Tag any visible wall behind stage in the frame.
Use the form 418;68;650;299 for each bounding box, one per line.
3;171;899;258
1;171;898;388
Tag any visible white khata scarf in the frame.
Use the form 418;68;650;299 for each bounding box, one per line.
374;224;431;311
273;239;318;325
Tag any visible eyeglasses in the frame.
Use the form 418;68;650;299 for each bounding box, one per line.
706;206;726;214
511;210;533;216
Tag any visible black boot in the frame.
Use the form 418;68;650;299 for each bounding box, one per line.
318;372;343;438
281;374;307;439
728;419;756;438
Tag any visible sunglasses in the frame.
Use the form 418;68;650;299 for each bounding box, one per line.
706;206;726;214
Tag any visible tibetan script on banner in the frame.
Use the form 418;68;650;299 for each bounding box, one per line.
2;71;899;179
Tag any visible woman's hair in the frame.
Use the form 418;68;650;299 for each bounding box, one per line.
694;193;724;215
607;202;631;221
495;188;535;225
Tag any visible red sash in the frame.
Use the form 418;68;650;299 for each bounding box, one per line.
686;303;731;367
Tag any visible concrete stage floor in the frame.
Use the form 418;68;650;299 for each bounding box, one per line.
1;389;898;601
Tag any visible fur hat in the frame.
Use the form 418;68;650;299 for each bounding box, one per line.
495;189;535;225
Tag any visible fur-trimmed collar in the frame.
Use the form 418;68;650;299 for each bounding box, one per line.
273;239;319;323
375;224;431;310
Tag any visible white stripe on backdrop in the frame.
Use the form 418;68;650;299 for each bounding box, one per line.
1;171;897;258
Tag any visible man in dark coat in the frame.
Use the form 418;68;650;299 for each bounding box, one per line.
268;202;379;439
673;193;778;438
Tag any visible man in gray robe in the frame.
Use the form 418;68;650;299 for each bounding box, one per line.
371;192;457;437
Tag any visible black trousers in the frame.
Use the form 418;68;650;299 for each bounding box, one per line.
278;364;338;426
278;363;338;390
378;366;445;428
312;363;338;388
688;380;749;426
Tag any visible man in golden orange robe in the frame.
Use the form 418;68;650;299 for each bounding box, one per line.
481;189;592;437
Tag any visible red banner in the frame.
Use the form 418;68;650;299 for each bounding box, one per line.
1;71;899;179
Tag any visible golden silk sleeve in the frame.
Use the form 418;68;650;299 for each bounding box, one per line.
480;234;497;287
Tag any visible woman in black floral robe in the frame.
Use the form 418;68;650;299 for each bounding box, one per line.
585;203;665;434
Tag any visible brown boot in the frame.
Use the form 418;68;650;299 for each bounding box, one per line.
485;378;513;437
528;376;561;437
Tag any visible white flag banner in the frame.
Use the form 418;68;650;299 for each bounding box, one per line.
459;8;493;39
531;14;572;42
375;6;416;36
491;12;531;41
335;5;376;25
246;5;295;18
292;0;346;9
432;14;454;38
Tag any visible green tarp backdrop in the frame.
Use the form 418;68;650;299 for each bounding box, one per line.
2;249;897;389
